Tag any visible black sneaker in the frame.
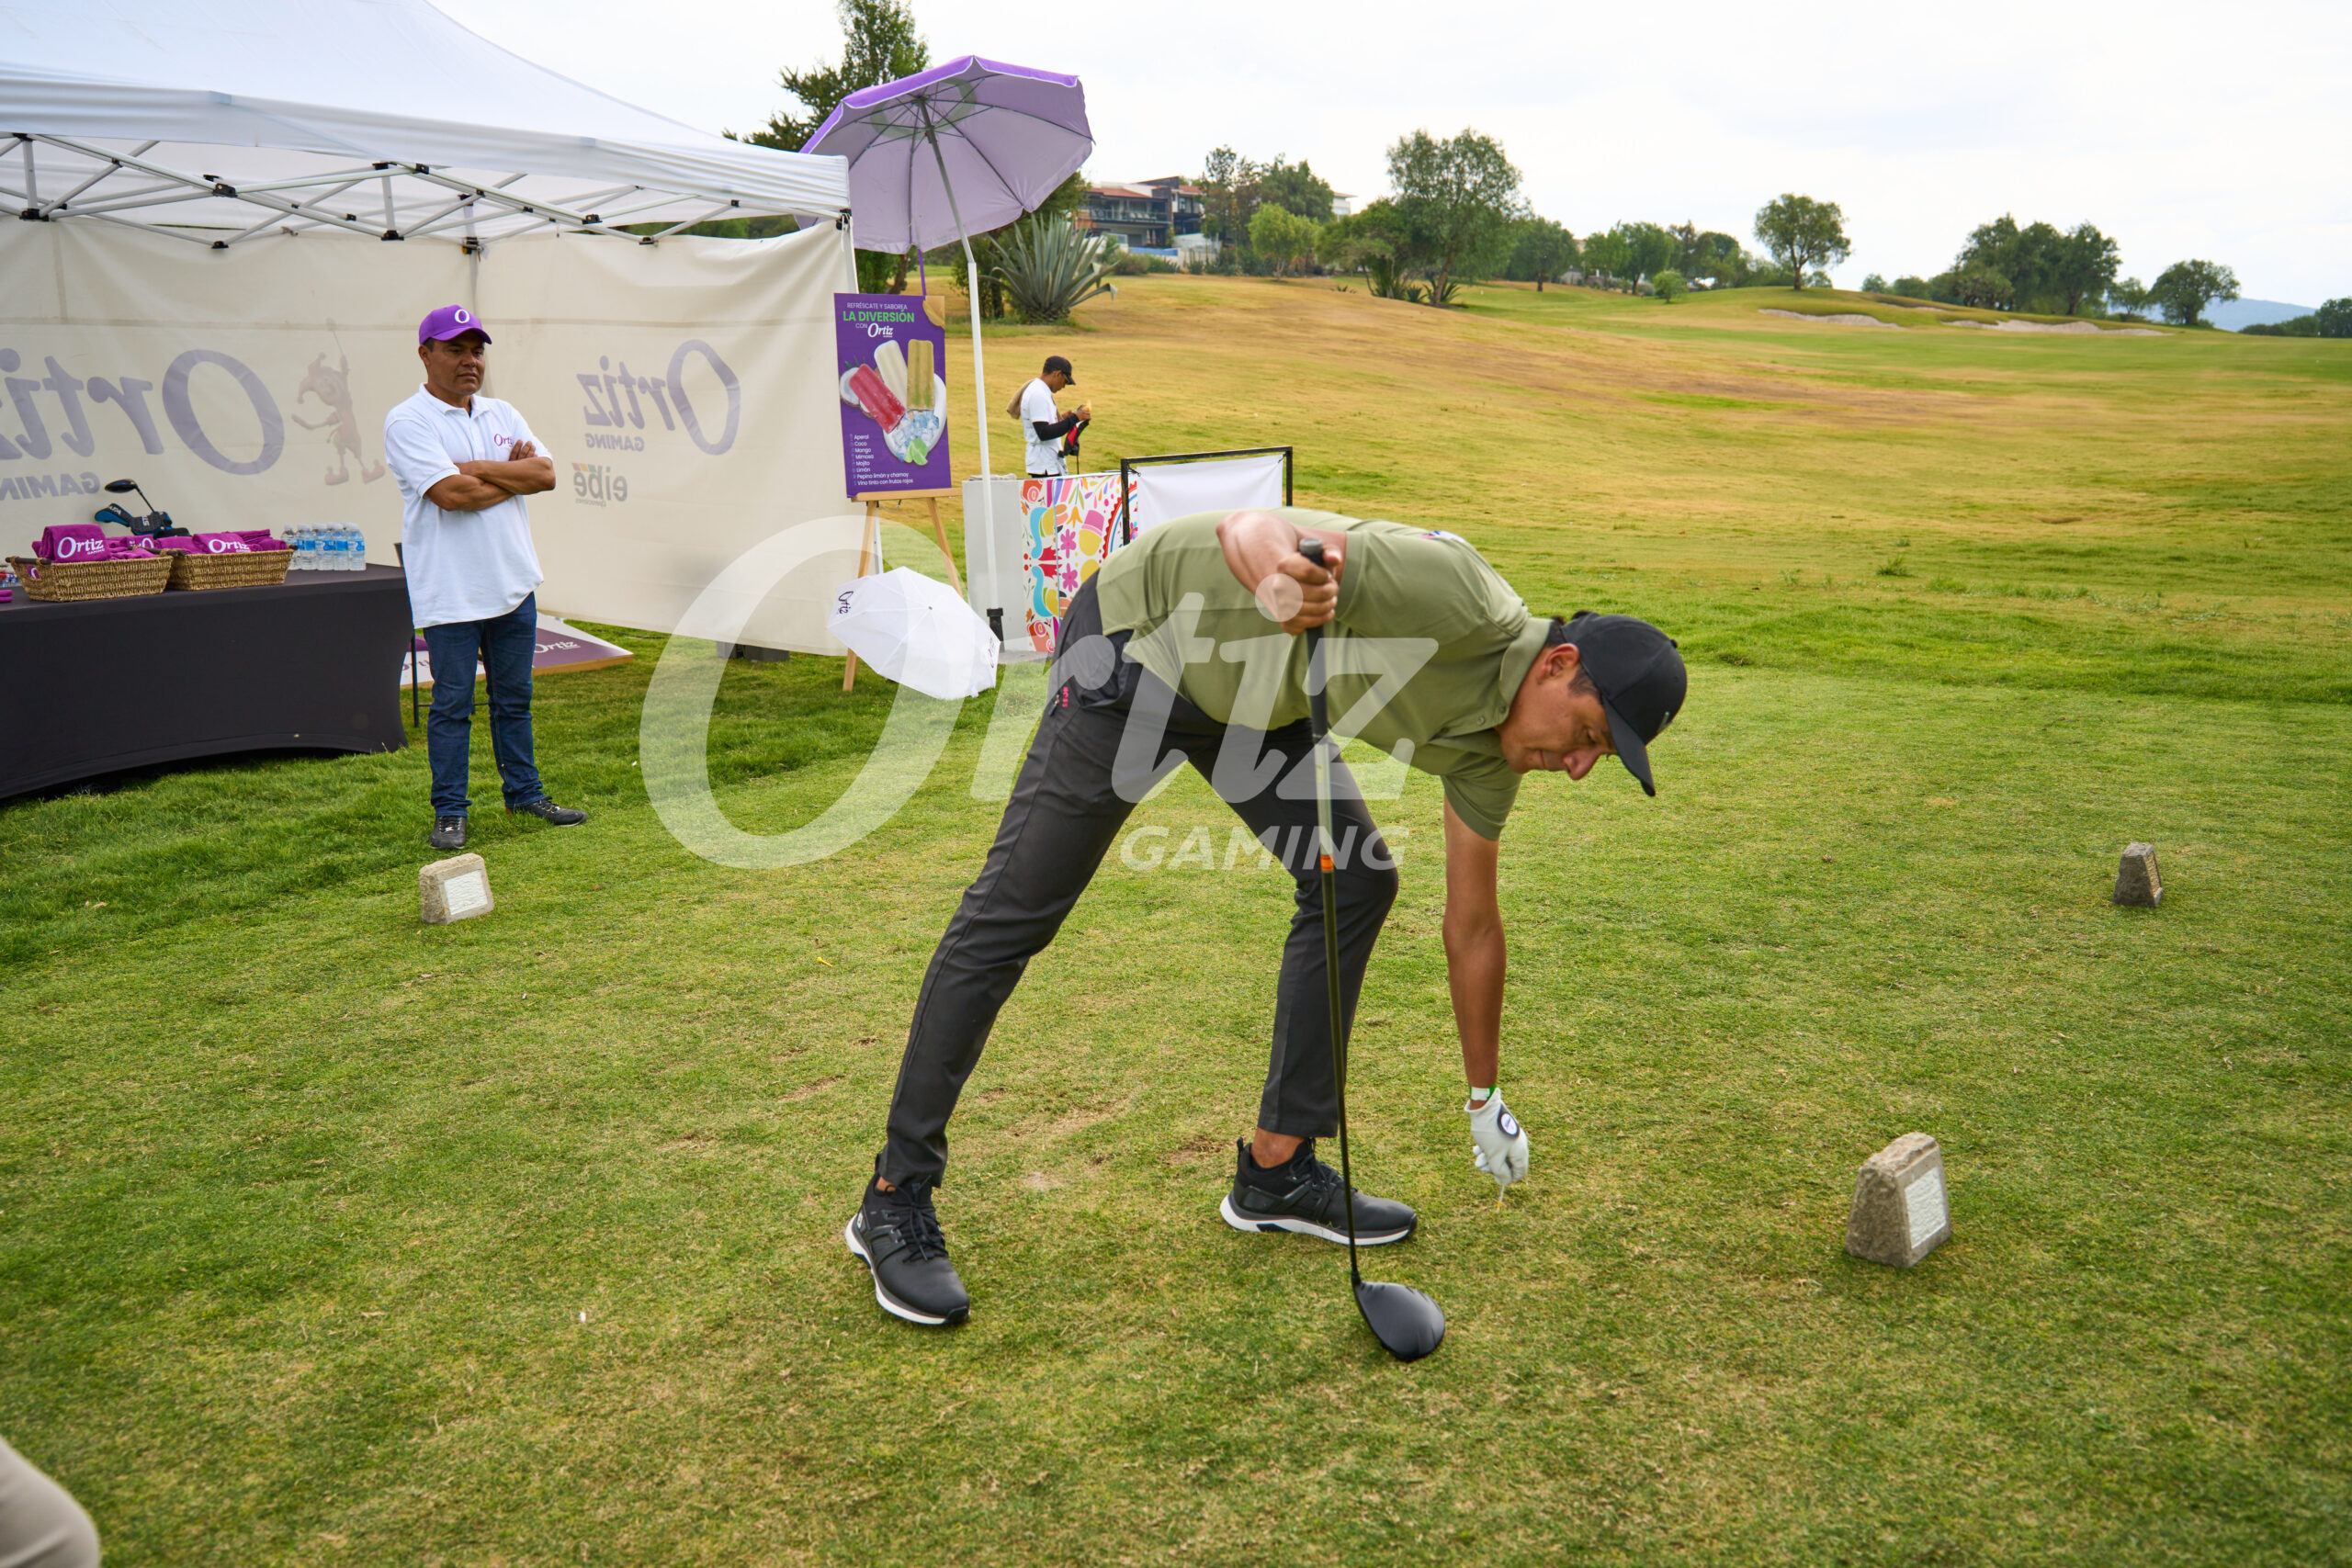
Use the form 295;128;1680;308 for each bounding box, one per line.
427;816;467;851
1219;1138;1418;1246
845;1176;970;1326
509;797;587;827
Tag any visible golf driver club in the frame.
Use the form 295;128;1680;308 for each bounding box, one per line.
1298;536;1446;1363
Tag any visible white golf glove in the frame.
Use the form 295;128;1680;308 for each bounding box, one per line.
1467;1092;1530;1191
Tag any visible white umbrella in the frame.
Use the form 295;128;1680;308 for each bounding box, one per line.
830;568;1001;700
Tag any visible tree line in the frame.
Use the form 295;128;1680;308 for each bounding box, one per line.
1860;218;2267;330
1202;133;1856;310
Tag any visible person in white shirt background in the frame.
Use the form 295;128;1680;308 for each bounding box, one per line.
382;306;588;852
1016;355;1091;478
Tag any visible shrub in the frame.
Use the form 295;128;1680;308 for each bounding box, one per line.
1652;269;1688;302
1367;254;1423;302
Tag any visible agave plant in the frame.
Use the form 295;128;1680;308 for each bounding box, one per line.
1366;254;1423;303
991;214;1116;324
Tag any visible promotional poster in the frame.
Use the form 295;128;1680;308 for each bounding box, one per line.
833;292;950;496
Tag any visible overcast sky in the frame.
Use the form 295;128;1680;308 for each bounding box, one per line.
447;0;2349;304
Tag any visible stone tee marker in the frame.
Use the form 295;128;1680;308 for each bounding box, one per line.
420;852;494;925
2114;842;2162;907
1845;1133;1951;1268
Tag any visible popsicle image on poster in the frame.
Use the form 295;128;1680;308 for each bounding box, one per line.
833;292;951;495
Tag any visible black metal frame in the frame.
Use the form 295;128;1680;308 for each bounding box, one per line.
1117;446;1295;546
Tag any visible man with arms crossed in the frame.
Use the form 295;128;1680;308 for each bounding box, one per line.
384;306;588;852
847;508;1686;1325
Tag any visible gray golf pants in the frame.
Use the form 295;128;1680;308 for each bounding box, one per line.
879;578;1400;1189
0;1438;99;1568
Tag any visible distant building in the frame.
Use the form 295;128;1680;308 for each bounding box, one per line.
1330;192;1356;219
1075;176;1205;255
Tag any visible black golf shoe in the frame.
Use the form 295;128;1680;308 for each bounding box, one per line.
427;816;467;851
1219;1138;1418;1246
509;797;587;827
845;1177;970;1326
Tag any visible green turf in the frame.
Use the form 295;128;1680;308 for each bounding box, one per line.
3;276;2347;1564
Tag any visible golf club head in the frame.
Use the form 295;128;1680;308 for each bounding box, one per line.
1354;1280;1445;1361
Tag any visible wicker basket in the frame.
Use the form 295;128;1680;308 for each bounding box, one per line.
166;547;294;591
7;553;175;603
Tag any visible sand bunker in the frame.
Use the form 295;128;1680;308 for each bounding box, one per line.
1759;307;2162;336
1760;309;1900;328
1946;319;2165;336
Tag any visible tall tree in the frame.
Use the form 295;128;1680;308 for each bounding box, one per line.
1506;217;1578;289
1197;145;1264;246
1753;194;1849;291
2108;276;2151;320
1257;157;1336;223
2150;259;2240;327
1385;128;1526;302
2052;222;2120;316
741;0;928;152
1616;220;1675;284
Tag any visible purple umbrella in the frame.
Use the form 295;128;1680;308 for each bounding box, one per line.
808;56;1092;643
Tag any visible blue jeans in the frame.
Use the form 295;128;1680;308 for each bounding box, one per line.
422;593;545;817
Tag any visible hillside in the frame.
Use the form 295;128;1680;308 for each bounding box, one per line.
916;275;2352;705
2211;297;2317;331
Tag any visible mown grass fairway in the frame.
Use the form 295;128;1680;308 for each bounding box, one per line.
4;278;2346;1564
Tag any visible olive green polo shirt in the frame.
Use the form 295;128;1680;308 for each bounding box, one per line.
1091;508;1549;840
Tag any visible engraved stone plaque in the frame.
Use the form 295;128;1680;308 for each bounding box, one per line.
1845;1132;1951;1268
420;852;495;925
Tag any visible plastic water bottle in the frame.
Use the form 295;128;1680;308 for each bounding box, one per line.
345;525;368;570
288;525;318;570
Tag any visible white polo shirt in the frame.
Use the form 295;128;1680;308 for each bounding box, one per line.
1018;378;1065;477
382;385;546;628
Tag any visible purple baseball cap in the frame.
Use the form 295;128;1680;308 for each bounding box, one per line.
418;305;492;344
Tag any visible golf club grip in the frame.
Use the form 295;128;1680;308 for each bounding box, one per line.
1298;537;1329;739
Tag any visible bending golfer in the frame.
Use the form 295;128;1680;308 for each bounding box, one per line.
848;508;1687;1325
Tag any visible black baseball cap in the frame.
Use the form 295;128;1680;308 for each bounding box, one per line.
1043;355;1075;383
1556;612;1686;796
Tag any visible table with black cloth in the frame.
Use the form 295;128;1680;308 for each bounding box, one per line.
2;564;413;798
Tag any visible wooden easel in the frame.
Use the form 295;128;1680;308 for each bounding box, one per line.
842;488;963;691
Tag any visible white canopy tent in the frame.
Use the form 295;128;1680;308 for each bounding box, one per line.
0;0;881;660
0;0;848;248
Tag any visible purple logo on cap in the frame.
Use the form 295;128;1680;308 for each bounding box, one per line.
418;305;492;345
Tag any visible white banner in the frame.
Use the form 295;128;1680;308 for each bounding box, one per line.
1126;452;1287;535
0;220;865;653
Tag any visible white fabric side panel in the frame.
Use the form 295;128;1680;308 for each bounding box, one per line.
1127;453;1287;534
0;220;470;542
0;220;862;655
477;225;864;654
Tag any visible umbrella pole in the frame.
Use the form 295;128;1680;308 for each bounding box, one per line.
927;130;1005;649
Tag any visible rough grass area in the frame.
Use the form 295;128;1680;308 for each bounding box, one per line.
3;276;2347;1565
